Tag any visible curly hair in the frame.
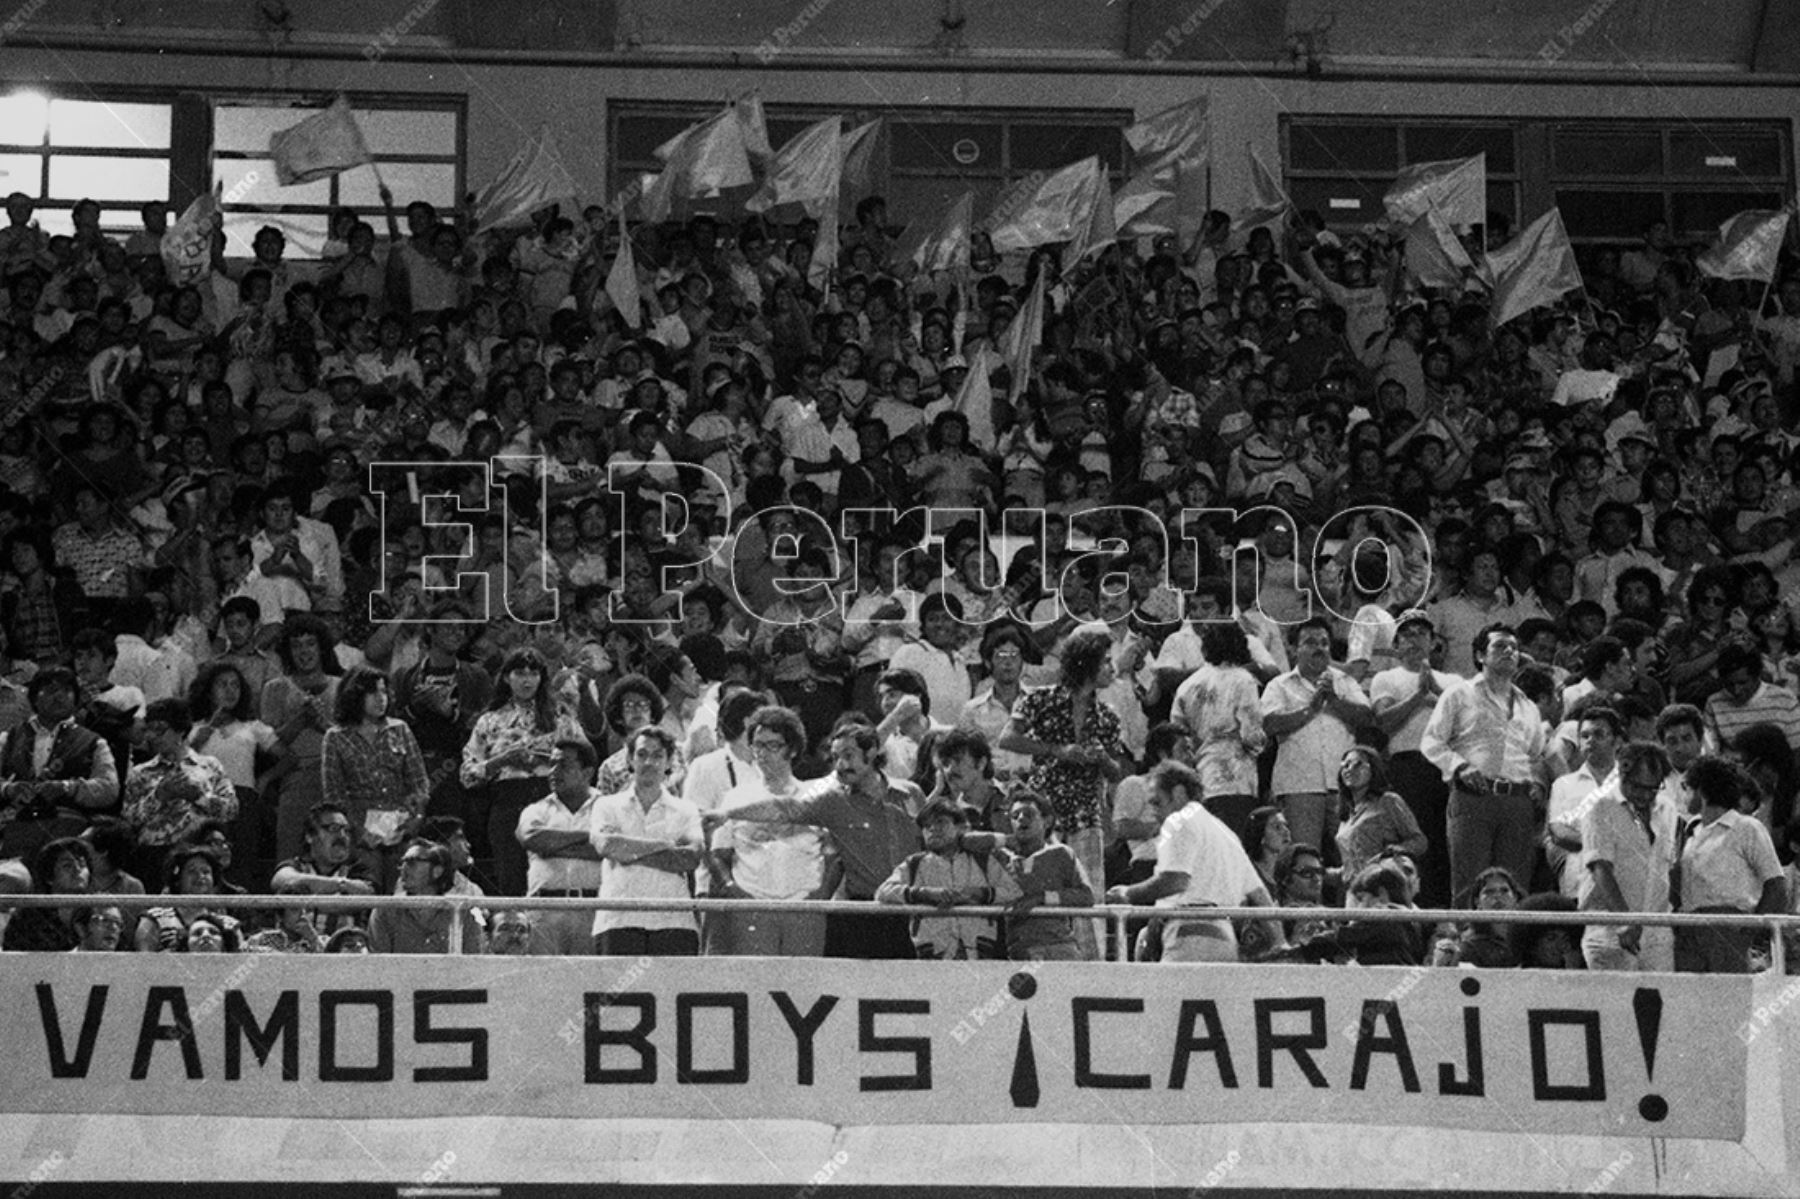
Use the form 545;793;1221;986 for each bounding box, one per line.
276;612;342;677
332;664;390;727
1198;621;1253;668
188;660;255;723
1058;629;1113;690
603;672;665;735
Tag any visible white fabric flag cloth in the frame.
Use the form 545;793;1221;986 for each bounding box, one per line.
472;127;579;232
1384;153;1486;228
269;96;373;186
605;212;641;329
1487;207;1583;328
1696;208;1792;282
161;185;220;286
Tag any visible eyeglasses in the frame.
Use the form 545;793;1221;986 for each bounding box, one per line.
1290;866;1324;879
750;738;789;754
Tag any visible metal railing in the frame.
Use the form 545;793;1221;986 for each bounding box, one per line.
5;891;1796;968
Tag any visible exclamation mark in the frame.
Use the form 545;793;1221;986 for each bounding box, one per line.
1633;987;1668;1122
1009;971;1040;1108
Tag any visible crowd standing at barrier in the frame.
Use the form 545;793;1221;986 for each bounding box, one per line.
1;180;1798;973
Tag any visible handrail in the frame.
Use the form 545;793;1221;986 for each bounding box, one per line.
7;893;1795;969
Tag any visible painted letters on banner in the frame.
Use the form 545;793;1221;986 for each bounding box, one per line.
5;958;1745;1141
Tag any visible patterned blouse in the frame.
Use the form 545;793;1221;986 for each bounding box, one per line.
1174;663;1267;799
459;703;588;790
320;718;430;841
1013;684;1125;831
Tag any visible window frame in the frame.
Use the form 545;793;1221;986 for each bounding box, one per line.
0;89;177;238
1279;115;1523;235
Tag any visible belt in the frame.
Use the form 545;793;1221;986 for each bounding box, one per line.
1463;777;1535;798
533;888;598;898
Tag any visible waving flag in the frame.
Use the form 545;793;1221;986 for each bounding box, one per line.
746;116;843;215
988;157;1111;259
1696;208;1792;283
605;212;641;329
951;343;999;449
1405;207;1477;290
901;190;973;273
1384;152;1486;229
161;184;220;286
1126;95;1209;241
1487;207;1583;327
641;104;757;221
839;118;885;211
1001;268;1048;404
1231;145;1293;245
472;127;579;233
1114;165;1177;236
269;96;373;186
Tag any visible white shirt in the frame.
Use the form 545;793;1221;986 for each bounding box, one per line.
1368;663;1460;754
520;786;607;895
1154;800;1266;941
1680;809;1782;913
250;515;344;609
111;634;183;703
681;744;762;814
1260;667;1367;795
713;776;832;901
587;787;703;935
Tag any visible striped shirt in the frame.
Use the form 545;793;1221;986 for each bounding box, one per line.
1705;683;1800;755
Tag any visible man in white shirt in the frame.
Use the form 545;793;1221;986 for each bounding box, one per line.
1672;755;1787;973
1423;623;1553;905
1105;761;1285;962
1368;610;1459;907
587;727;704;956
958;624;1034;782
782;384;860;504
517;738;608;955
1261;617;1371;859
681;689;765;816
1578;740;1679;972
1546;705;1622;898
249;482;344;613
107;595;185;704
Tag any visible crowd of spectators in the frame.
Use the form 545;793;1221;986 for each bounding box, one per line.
0;175;1797;970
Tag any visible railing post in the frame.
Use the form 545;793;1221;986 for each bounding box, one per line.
1112;907;1131;963
1769;916;1786;975
448;897;466;955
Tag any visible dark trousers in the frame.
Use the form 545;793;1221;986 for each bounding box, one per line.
594;927;699;956
485;776;548;897
1388;750;1452;909
1674;911;1757;973
824;906;916;959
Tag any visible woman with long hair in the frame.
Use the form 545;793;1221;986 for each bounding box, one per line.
1240;806;1292;898
460;647;585;896
1334;745;1428;882
1178;622;1268;837
262;613;343;862
188;660;280;886
1001;628;1126;956
321;666;430;892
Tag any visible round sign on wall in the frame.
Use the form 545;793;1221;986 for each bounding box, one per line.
952;137;981;165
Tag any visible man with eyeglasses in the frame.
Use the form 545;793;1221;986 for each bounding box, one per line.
712;718;923;959
1577;740;1679;971
1422;623;1553;905
271;801;377;936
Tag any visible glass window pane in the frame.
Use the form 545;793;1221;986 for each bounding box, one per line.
48;100;170;149
1486;182;1518;230
614;114;705;166
357;109;457;157
213;105;301;154
0;92;50;146
213;158;329;207
1286;176;1387;223
32;207;145;238
891;122;1002;172
48;155;169;203
1556;189;1666;238
1554;129;1662;177
1671;190;1787;237
1014;123;1124;172
339;162;456;208
1403;125;1516;175
890;176;1003;235
0;153;44;194
1668;130;1783;178
1288;122;1397;173
222;211;329;259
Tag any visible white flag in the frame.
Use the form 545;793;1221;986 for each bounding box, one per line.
1487;207;1583;328
472;127;579;233
269;96;373;186
1384;153;1486;229
161;184;220;286
988;157;1110;257
605;212;641;329
1696;208;1792;283
642;105;757;221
